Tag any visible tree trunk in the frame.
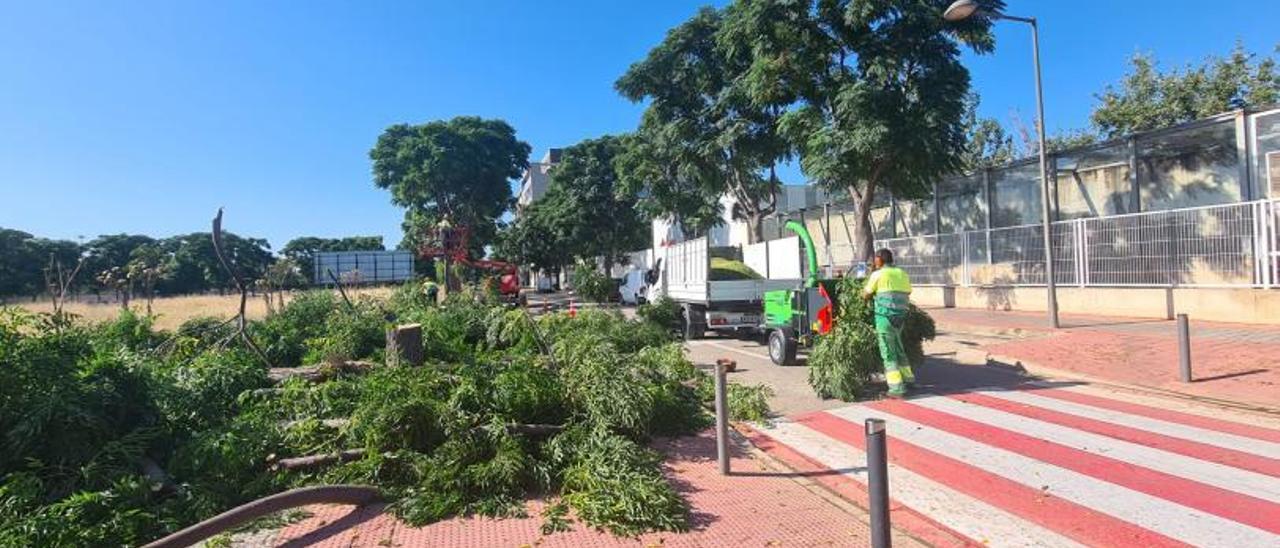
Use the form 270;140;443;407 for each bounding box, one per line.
747;213;764;244
848;181;878;264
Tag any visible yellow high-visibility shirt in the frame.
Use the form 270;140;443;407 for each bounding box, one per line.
863;266;912;296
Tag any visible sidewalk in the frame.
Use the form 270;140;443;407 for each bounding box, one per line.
926;307;1280;410
251;431;926;547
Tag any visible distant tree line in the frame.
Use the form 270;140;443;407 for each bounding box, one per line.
963;42;1279;169
0;228;385;301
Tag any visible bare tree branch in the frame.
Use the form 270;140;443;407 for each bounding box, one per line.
212;208;272;368
326;268;356;312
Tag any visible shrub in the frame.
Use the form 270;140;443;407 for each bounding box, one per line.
807;276;936;401
253;290;341;366
389;279;434;314
637;296;679;329
302;297;387;364
571;265;615;303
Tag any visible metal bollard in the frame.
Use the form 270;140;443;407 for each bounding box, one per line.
714;361;730;475
866;419;891;548
1177;314;1192;383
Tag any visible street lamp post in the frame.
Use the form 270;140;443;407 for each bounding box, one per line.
944;0;1060;328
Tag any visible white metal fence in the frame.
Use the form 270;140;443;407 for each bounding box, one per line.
867;199;1279;289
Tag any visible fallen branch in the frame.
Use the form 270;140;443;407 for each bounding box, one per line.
273;449;369;471
281;418;350;430
248;387;283;398
267;360;376;384
273;423;565;471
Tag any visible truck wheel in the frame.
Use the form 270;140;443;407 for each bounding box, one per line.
768;329;797;366
682;304;705;341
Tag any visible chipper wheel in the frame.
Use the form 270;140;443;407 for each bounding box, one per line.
768;328;797;366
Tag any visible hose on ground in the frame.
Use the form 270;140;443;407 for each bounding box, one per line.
142;485;382;548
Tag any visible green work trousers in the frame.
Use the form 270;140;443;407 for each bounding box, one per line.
875;314;915;394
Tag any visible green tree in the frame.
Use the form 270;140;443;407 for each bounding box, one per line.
0;228;37;297
960;94;1016;169
126;244;169;314
726;0;1001;262
83;234;155;292
0;229;82;299
615;131;725;238
539;136;649;272
493;205;571;278
1093;43;1280;138
616;7;787;243
156;232;273;295
370;117;531;255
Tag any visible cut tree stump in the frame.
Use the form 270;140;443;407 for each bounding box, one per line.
386;323;424;367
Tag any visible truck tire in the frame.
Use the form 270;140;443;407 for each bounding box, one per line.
768;329;797;366
682;304;705;341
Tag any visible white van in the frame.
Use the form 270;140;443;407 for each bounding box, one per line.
618;268;648;305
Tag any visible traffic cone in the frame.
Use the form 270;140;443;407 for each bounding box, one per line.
568;299;577;318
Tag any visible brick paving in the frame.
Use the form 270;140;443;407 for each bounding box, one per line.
926;307;1280;409
259;430;925;547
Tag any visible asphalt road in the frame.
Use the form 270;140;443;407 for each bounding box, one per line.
684;329;1033;417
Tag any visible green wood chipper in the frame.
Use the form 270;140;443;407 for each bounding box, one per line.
761;220;841;365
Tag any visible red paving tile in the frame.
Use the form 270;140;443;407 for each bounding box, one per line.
268;430;913;547
928;308;1280;408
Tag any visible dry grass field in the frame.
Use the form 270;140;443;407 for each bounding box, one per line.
10;287;394;331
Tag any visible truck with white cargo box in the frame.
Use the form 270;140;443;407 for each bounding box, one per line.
651;236;805;340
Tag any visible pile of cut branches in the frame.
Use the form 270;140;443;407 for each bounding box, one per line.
0;283;769;545
807;276;936;401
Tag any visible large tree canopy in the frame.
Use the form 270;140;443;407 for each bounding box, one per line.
545;136;648;269
617;0;1000;258
1093;43;1280;138
497;135;649;273
762;0;1000;260
370;116;531;253
615;122;726;239
616;6;787;243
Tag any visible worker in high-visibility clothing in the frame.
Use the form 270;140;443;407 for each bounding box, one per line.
422;278;440;305
862;248;915;398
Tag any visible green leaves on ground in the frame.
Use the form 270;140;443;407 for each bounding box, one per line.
1;288;767;545
807;277;936;401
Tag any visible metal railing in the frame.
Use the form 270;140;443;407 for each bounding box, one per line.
865;199;1279;289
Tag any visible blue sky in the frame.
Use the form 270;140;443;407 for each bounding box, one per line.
2;1;1277;250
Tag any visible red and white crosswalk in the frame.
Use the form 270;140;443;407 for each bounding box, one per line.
752;383;1280;547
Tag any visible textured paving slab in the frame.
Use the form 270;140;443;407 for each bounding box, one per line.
255;431;926;547
926;307;1280;409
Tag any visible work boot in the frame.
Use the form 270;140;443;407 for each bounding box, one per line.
884;390;907;400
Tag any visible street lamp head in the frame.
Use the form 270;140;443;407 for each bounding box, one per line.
943;0;979;21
